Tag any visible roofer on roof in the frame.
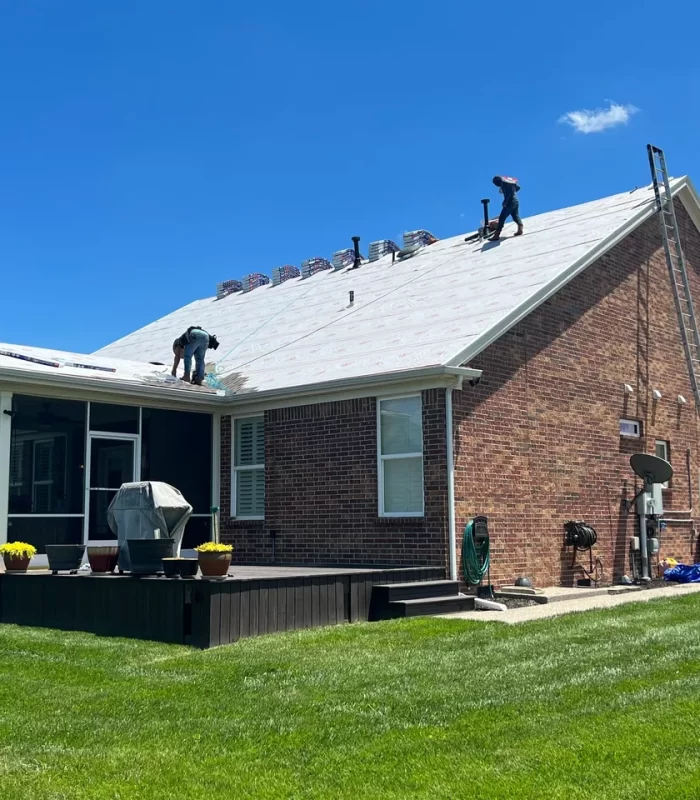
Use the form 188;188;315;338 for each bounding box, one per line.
491;176;524;240
171;326;220;386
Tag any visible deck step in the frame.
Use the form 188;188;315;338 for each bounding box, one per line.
386;594;476;618
372;580;460;603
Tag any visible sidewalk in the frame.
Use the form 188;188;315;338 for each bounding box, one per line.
441;583;700;624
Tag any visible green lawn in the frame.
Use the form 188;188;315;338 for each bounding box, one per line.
2;597;700;800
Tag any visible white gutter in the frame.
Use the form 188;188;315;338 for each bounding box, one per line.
445;387;457;581
0;363;482;412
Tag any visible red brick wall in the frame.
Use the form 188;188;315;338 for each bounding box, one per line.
455;200;700;588
219;391;449;567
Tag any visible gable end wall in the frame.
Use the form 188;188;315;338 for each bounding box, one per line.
455;200;700;587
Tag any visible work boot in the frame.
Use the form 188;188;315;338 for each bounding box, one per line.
182;372;191;383
514;225;524;236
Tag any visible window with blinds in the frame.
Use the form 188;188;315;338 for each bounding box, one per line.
378;396;424;516
233;416;265;518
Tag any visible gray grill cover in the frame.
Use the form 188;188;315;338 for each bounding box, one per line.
107;482;193;570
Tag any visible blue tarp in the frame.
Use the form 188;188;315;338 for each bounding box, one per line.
663;564;700;583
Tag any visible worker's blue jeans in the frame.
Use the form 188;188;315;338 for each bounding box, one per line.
497;199;522;230
184;330;209;382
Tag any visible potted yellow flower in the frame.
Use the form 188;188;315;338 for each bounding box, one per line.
0;541;37;573
194;542;233;578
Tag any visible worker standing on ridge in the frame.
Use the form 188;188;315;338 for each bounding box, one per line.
491;175;523;240
171;326;220;386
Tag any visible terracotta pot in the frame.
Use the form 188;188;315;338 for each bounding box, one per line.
197;551;232;578
3;553;31;573
87;546;119;574
162;557;199;578
46;545;86;573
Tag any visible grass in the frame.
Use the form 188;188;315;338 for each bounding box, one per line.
2;597;700;799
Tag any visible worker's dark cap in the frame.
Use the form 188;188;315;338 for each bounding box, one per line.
492;176;502;185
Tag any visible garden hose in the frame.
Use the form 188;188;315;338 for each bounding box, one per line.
461;520;490;585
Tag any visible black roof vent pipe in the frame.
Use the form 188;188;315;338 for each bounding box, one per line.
481;198;490;235
351;236;361;269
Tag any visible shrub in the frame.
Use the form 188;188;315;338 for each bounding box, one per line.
195;542;233;554
0;542;37;559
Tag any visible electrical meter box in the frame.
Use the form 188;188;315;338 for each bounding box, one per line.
636;483;664;517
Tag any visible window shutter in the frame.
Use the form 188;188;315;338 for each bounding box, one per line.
236;469;265;517
235;418;265;466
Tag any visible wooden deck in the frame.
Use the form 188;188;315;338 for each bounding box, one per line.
0;565;445;648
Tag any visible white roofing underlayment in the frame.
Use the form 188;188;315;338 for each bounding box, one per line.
1;178;697;400
95;179;697;394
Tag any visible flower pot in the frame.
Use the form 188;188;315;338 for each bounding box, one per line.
87;546;119;574
46;545;86;574
197;551;232;578
2;553;31;573
162;557;199;579
127;538;175;574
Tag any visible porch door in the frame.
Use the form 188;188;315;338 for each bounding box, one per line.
85;434;138;545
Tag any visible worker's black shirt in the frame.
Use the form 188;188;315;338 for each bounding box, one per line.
498;176;520;206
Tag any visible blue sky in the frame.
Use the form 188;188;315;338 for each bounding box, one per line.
2;0;699;353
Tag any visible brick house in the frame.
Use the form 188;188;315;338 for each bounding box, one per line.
2;176;700;587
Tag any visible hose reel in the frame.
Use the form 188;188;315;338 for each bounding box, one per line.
462;515;493;597
564;520;600;585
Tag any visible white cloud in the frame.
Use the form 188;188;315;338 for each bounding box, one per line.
558;102;639;134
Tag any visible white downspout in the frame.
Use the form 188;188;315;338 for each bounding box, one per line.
0;392;13;546
446;388;457;581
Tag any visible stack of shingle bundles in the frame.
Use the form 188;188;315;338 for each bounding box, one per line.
403;230;438;248
369;240;400;262
301;257;333;278
332;249;356;270
216;279;243;300
272;265;300;286
242;273;271;292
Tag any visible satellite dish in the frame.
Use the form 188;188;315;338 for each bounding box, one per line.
630;453;673;485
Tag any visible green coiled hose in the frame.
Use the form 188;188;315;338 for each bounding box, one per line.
461;520;490;585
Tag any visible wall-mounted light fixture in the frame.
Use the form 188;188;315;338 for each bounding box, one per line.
678;394;688;405
652;389;663;401
624;384;634;395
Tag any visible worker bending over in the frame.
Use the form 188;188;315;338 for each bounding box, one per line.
492;175;523;240
172;326;220;385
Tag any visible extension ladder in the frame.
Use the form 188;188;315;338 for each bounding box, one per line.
647;144;700;407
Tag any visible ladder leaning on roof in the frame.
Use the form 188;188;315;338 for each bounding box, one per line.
647;144;700;408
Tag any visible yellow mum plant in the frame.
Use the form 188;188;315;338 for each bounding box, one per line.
0;541;37;559
195;542;233;553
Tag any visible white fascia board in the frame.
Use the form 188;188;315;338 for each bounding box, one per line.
0;363;482;417
0;367;224;411
224;366;482;416
445;177;692;368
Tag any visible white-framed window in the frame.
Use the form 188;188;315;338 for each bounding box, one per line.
232;416;265;519
655;440;671;488
378;395;424;517
620;419;641;438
